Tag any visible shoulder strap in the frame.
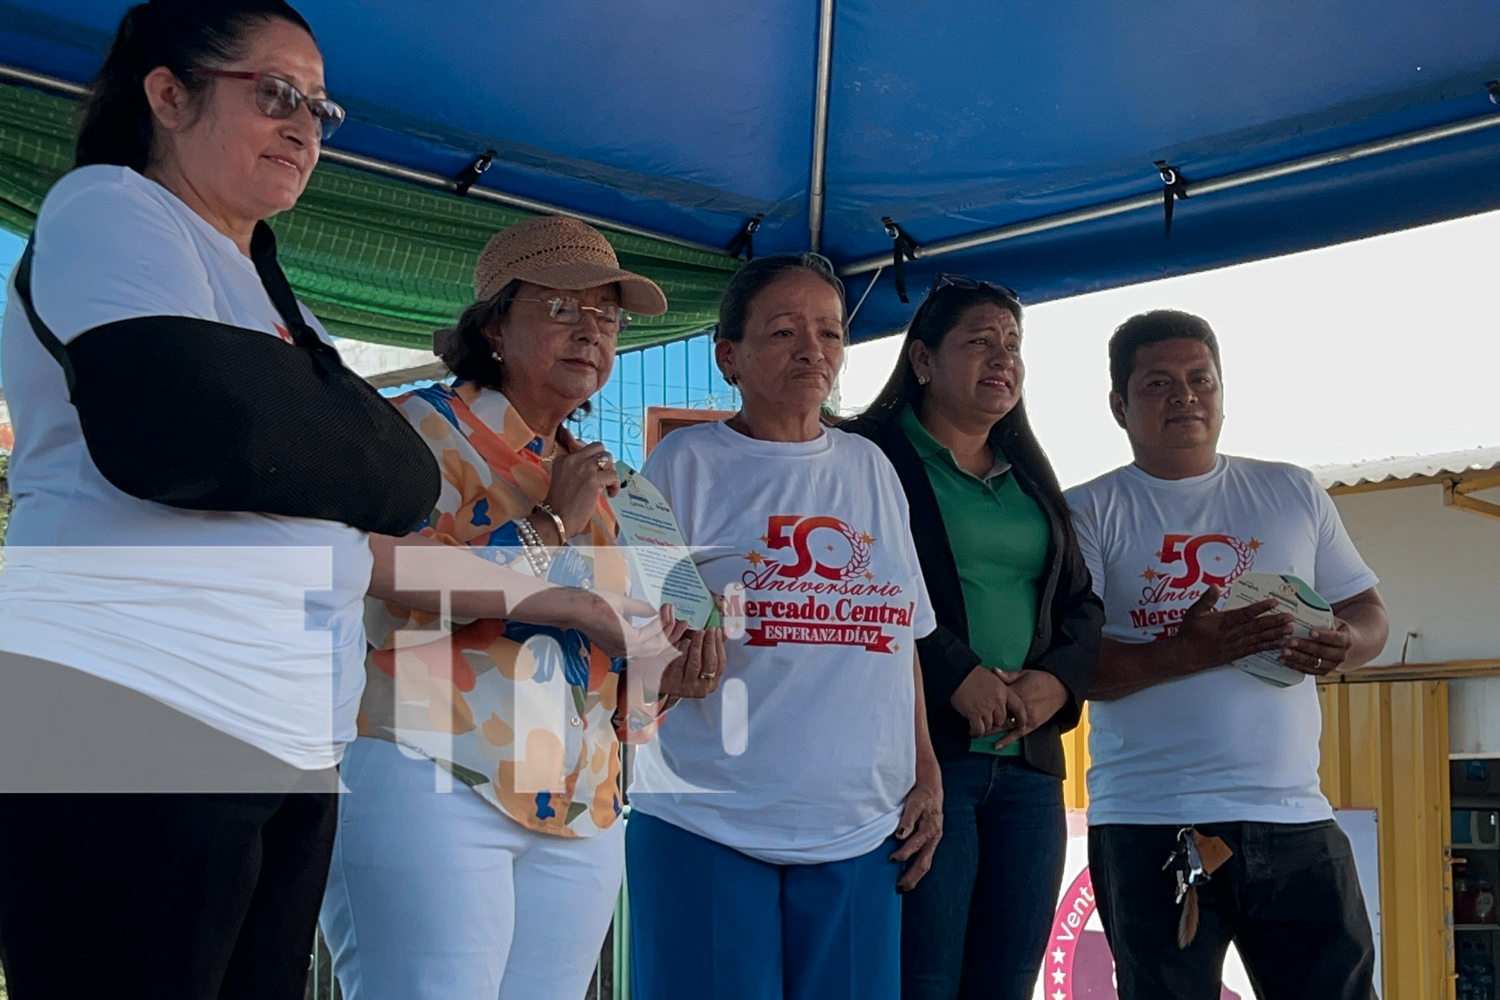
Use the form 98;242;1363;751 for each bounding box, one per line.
249;221;325;353
15;223;330;396
13;240;78;399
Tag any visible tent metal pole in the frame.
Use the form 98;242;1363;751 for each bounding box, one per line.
365;361;450;390
321;148;727;255
838;105;1500;276
807;0;836;254
0;62;728;257
0;64;82;96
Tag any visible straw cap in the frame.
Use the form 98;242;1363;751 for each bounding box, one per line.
473;216;668;316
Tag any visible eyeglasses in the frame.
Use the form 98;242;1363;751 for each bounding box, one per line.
513;295;630;333
931;273;1022;303
189;69;346;141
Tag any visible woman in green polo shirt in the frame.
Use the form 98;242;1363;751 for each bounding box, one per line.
843;276;1103;1000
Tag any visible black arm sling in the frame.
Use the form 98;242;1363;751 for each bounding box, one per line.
12;220;440;536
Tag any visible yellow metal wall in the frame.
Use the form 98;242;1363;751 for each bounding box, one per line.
1061;705;1090;811
1061;681;1453;999
1320;679;1454;1000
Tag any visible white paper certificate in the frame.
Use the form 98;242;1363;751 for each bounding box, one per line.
1225;572;1334;687
607;462;720;630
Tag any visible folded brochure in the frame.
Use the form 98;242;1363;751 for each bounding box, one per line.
607;462;721;630
1224;572;1334;687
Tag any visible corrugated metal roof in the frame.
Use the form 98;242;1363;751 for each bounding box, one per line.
1313;447;1500;489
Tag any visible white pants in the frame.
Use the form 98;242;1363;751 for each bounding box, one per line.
320;738;625;1000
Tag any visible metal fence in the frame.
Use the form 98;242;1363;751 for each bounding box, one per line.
571;333;738;469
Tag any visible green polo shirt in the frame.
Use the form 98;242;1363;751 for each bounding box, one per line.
898;405;1051;756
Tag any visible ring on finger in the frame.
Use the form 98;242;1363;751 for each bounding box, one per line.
596;454;613;471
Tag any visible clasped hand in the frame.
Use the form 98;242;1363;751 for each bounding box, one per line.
950;666;1068;749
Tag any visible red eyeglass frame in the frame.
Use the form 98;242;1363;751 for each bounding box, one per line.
188;68;345;139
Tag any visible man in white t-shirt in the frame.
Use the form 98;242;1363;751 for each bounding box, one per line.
1064;310;1389;1000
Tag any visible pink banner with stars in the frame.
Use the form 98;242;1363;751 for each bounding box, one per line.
1034;813;1252;1000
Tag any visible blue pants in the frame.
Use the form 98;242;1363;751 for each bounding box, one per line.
900;755;1066;1000
626;811;903;1000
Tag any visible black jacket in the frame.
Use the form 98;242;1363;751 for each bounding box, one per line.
843;413;1103;779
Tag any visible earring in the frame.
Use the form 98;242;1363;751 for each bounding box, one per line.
491;351;503;363
917;374;929;385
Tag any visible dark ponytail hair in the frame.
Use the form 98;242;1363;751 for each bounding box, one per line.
436;282;521;391
857;282;1079;551
864;282;1022;420
76;0;315;171
713;253;847;345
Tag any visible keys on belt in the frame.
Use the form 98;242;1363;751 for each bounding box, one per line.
1162;827;1233;948
1163;826;1211;904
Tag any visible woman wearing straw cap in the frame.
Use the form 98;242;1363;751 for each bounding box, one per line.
319;216;726;1000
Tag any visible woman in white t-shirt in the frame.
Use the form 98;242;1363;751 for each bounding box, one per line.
0;4;663;997
626;254;944;1000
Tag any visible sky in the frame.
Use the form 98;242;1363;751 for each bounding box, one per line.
0;229;18;383
839;208;1500;489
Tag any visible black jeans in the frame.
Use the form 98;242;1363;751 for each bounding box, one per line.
1089;820;1377;1000
0;791;337;1000
0;653;339;999
901;755;1066;1000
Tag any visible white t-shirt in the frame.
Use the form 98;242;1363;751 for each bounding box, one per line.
629;421;936;864
1065;456;1379;826
0;166;372;770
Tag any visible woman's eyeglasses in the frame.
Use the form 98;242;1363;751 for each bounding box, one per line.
513;295;630;334
931;273;1022;303
190;68;346;141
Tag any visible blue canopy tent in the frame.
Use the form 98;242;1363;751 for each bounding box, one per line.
1;0;1498;345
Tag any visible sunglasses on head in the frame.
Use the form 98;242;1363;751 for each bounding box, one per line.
190;68;346;142
930;273;1022;304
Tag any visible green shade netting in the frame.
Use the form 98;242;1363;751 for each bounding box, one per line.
0;83;736;350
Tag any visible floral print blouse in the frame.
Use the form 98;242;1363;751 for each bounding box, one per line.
359;382;664;837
